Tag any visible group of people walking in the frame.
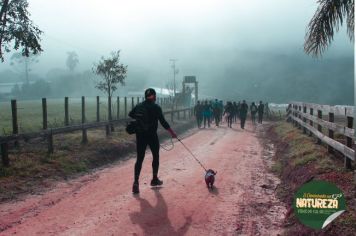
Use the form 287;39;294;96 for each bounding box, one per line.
194;99;266;129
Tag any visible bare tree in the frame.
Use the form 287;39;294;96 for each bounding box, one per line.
0;0;42;62
10;52;39;84
304;0;354;57
93;50;128;123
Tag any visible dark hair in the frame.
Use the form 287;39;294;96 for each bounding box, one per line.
145;88;156;98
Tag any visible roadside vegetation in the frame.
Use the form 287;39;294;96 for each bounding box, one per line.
266;121;356;235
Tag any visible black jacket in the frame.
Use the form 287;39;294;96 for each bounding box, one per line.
129;100;170;133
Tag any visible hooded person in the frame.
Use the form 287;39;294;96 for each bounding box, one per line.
129;88;177;194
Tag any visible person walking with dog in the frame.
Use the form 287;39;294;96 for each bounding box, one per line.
129;88;177;194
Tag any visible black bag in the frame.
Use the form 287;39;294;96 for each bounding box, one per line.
129;104;154;133
126;120;138;134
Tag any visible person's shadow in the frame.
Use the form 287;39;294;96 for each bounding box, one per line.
129;189;192;236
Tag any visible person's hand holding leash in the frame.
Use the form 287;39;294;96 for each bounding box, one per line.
167;128;177;139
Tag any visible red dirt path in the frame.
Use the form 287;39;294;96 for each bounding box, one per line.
0;122;286;235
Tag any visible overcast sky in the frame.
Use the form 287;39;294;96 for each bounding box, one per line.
0;0;353;97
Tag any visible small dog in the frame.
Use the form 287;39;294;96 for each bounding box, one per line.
205;169;217;189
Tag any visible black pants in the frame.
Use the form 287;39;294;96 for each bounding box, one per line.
240;114;247;129
196;115;203;128
251;112;257;124
214;113;220;126
227;115;233;127
204;115;210;128
134;132;160;182
258;113;263;123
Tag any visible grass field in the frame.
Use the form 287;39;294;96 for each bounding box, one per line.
0;97;174;135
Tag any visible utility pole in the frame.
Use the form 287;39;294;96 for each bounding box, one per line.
169;59;179;97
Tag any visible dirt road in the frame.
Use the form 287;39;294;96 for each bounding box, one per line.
0;122;286;236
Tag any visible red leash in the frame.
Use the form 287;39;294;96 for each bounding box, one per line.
177;138;208;172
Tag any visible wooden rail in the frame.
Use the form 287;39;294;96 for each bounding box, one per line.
0;107;194;166
288;102;355;169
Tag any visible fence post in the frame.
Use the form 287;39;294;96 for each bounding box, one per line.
96;96;100;122
309;108;313;137
11;100;18;135
82;96;88;144
328;112;334;154
1;143;9;167
171;109;174;123
294;105;298;127
47;130;54;154
131;97;134;110
42;98;47;130
303;106;307;134
298;106;302;129
292;105;296;126
177;110;180;120
65;97;69;126
117;97;120;119
124;97;127;118
106;124;110;136
317;110;322;144
11;100;19;147
108;96;114;131
345;116;353;169
82;96;86;123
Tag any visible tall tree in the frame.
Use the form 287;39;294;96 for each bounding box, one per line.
66;51;79;72
0;0;42;62
304;0;354;57
10;52;39;84
93;50;128;122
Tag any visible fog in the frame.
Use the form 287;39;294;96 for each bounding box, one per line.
0;0;353;104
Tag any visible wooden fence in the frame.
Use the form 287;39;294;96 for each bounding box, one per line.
0;96;193;167
287;102;354;169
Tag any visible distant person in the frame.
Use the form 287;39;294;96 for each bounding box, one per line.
239;100;248;129
224;101;234;128
236;101;241;120
233;102;238;123
258;101;265;124
219;100;224;122
203;100;212;128
213;99;221;126
129;88;177;194
194;101;203;128
265;102;270;119
250;102;258;124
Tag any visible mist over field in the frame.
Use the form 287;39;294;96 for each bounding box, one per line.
0;0;353;104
